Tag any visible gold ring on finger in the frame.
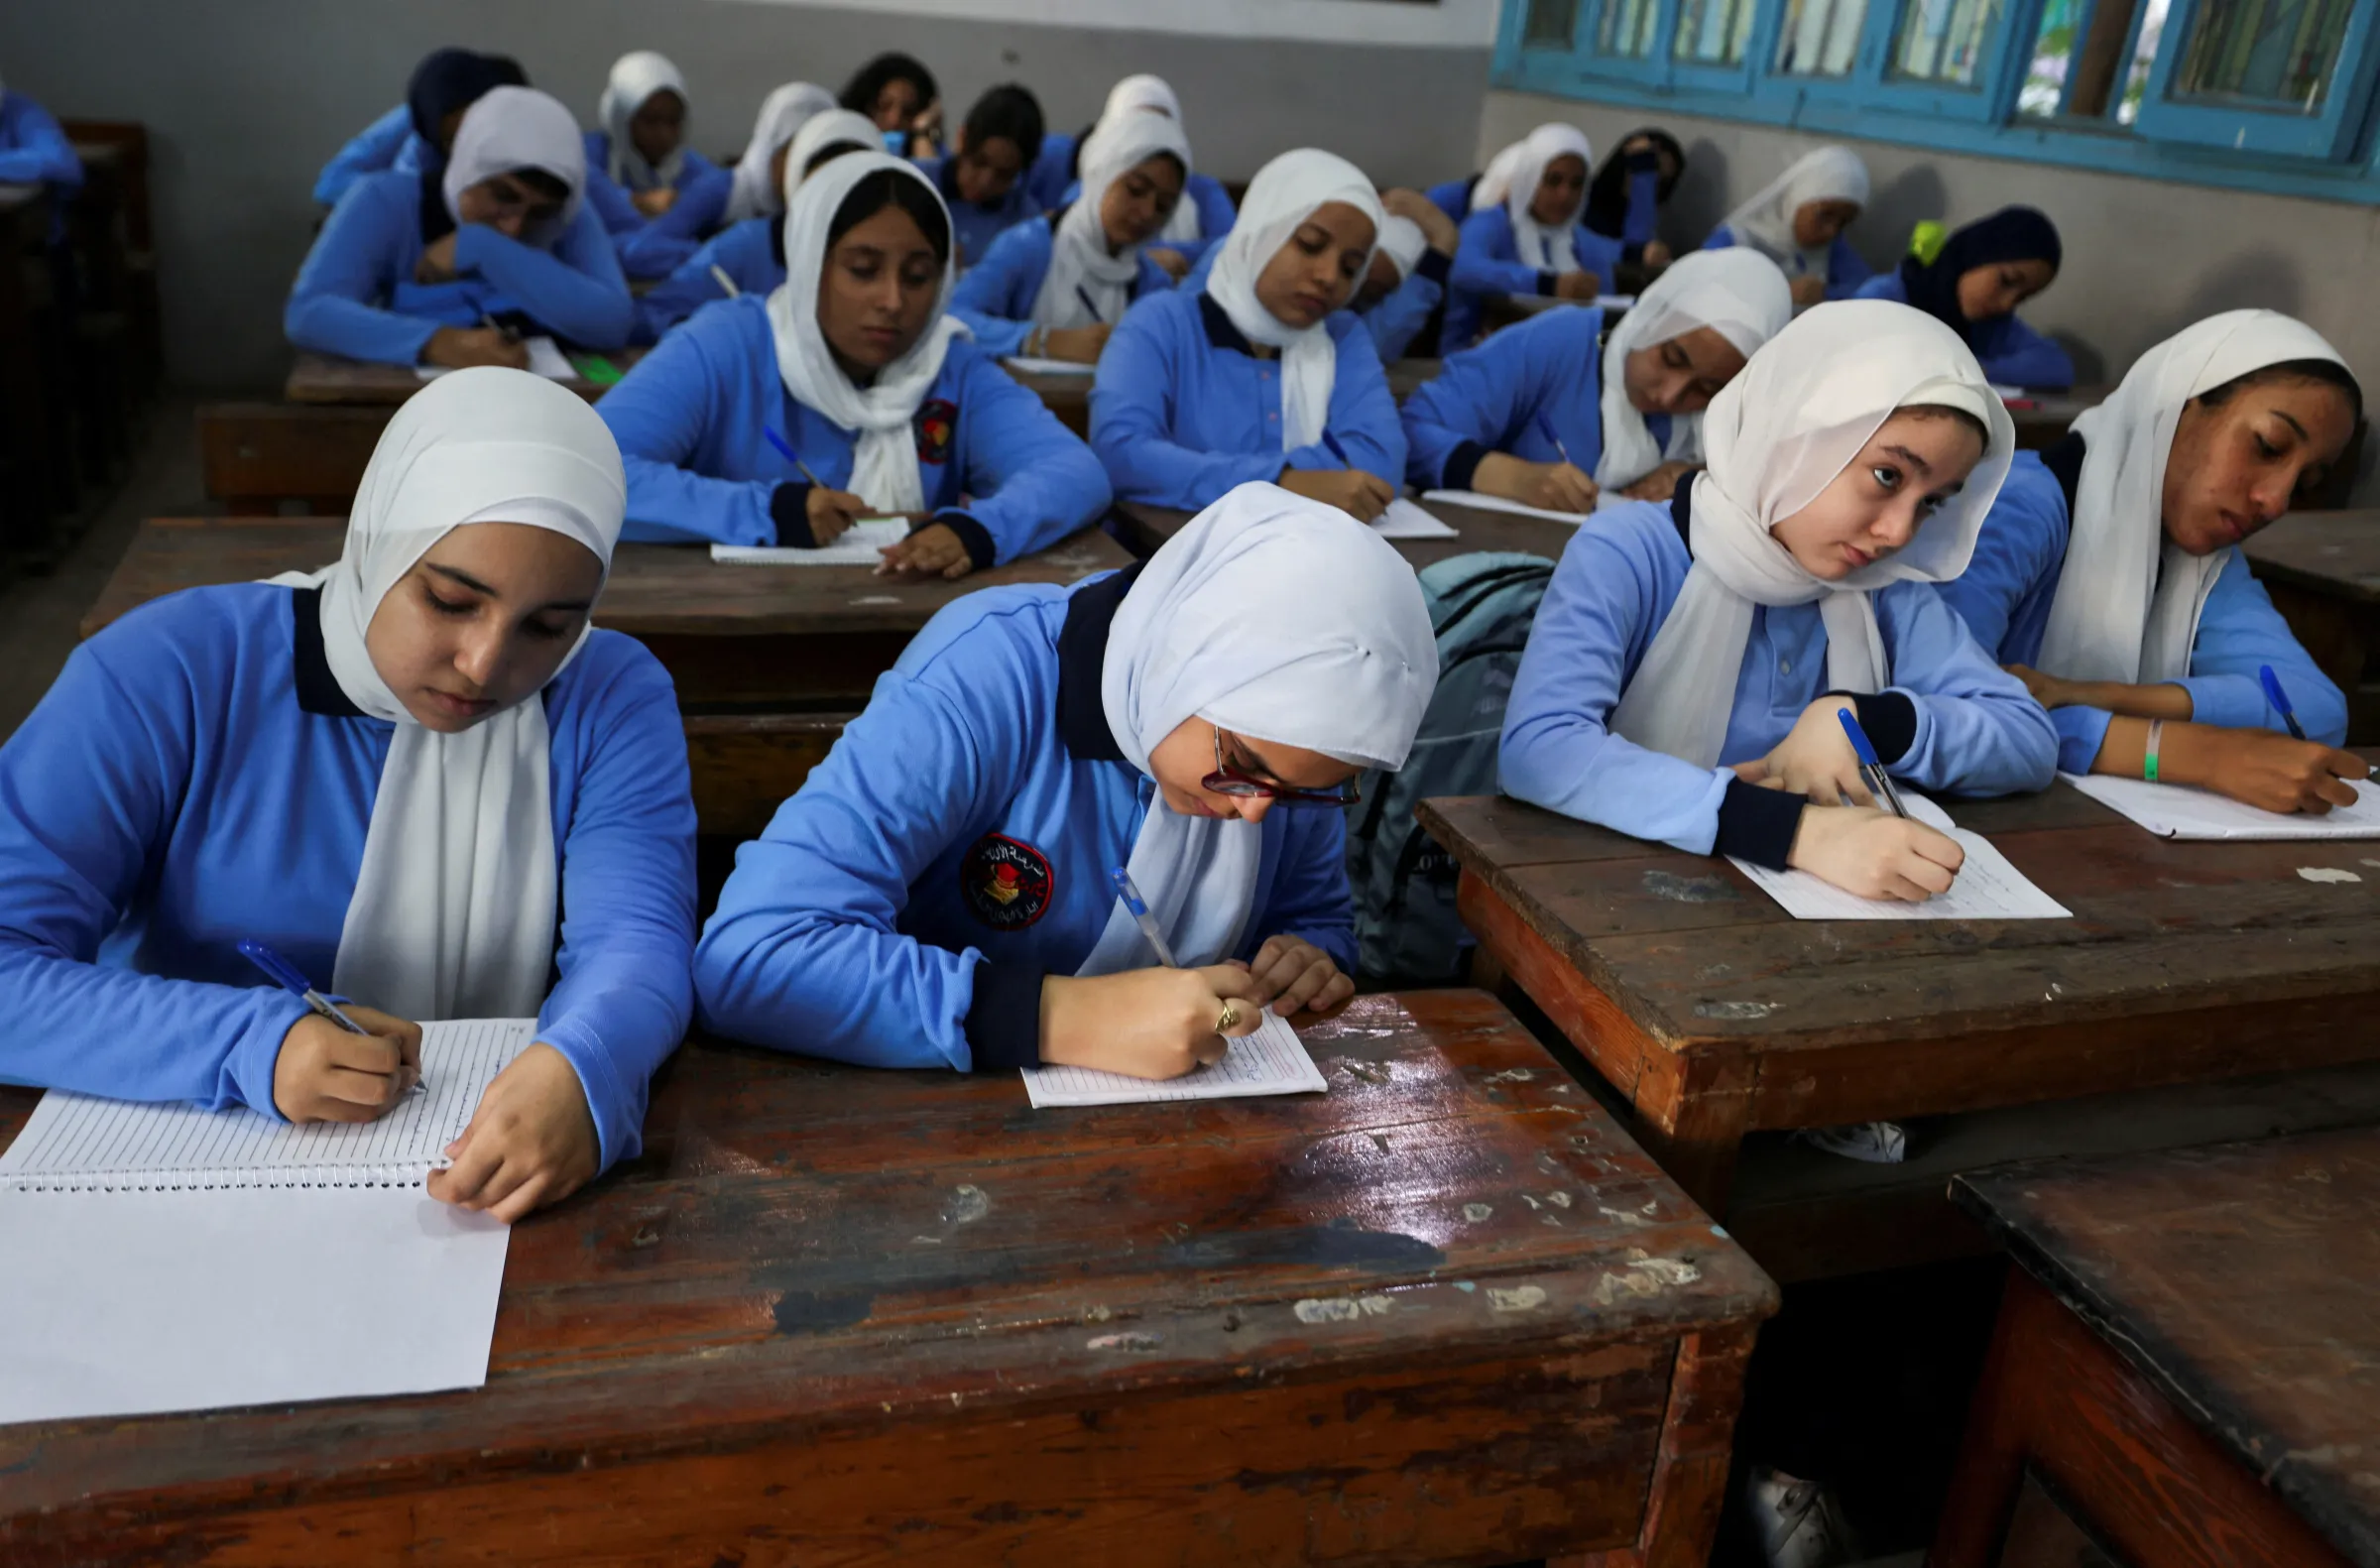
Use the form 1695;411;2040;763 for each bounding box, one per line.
1215;1003;1241;1034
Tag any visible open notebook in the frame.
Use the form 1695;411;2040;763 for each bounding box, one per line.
1021;1010;1327;1108
711;518;907;567
1728;794;2071;921
2065;773;2380;840
0;1019;532;1426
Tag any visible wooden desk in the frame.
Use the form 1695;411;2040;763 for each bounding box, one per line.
1416;776;2380;1280
0;991;1778;1567
2246;510;2380;744
284;350;639;407
1116;493;1577;570
2004;386;2102;451
1001;357;1443;441
1934;1129;2380;1567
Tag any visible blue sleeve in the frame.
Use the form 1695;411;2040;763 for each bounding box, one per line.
1025;133;1076;213
655;153;731;239
1826;237;1873;300
1451;208;1546;301
1364;261;1443;363
1574;225;1625;289
535;645;696;1174
284;178;439;367
1935;456;2068;665
0;98;84;191
947;221;1045;359
1972;313;2077;391
456;206;636;350
311;104;410;206
1851;273;1898;302
0;636;309;1113
1397;314;1559;490
635;228;740;342
1280;323;1403;484
609;165;730;279
2178;549;2347;744
1703;224;1738;251
1498;520;1739;852
946;351;1114;562
694;652;1022;1072
1090;303;1291;509
1194;178;1238;240
582;166;644;237
600;317;778;546
1247;812;1357;972
1622;166;1659;247
1875;584;2060;797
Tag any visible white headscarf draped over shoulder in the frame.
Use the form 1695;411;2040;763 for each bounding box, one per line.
1610;300;2013;769
597;50;691;190
1033;111;1189;331
1091;74;1204;244
725;82;836;223
768;151;968;515
443;86;586;237
1596;248;1793;489
2039;309;2354;685
265;367;626;1020
779;108;881;209
1501;122;1594;274
1202;149;1384;453
1081;482;1438;975
1719;145;1869;280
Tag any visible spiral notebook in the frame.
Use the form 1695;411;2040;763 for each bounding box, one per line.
0;1019;531;1427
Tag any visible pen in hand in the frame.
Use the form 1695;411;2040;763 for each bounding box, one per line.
237;939;425;1093
1111;867;1179;969
1836;706;1909;819
2259;663;2308;741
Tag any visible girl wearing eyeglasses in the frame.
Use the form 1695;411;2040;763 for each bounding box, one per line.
695;482;1439;1080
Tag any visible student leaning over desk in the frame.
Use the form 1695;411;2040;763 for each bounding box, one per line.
695;483;1437;1079
1180;188;1460;365
914;83;1048;270
0;369;695;1222
1443;123;1626;353
1033;75;1239;275
581;51;734;280
1703;145;1872;310
1855;205;2074;390
1939;309;2368;813
598;152;1110;572
312;48;525;208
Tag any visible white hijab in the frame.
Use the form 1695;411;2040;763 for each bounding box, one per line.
1202;149;1384;453
767;152;968;515
725;82;836;223
266;368;626;1021
1376;215;1428;281
1091;74;1203;244
1033;111;1189;330
1472;136;1532;211
442;87;586;237
780;108;881;208
1502;122;1594;273
1596;248;1794;489
597;51;690;190
2039;309;2352;685
1610;301;2014;770
1081;482;1438;974
1719;145;1869;280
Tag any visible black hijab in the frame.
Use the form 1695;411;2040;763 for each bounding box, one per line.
1897;205;2063;345
406;50;528;158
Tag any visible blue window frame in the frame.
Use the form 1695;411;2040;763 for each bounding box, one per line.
2135;0;2380;159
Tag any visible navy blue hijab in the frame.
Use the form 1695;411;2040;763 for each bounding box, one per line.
1897;205;2062;344
407;49;528;159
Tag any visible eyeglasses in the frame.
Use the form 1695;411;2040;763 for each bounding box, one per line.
1201;727;1361;808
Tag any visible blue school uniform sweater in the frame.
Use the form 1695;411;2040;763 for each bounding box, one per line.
580;132;733;280
313;103;430;207
0;584;697;1172
948;214;1173;359
1178;244;1449;363
1444;205;1627;352
1399;304;1675;491
916;153;1044;270
0;92;84;241
1853;270;2075;390
635;214;781;342
694;565;1355;1071
1702;224;1871;301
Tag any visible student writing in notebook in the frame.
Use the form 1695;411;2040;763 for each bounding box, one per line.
582;52;733;280
1090;149;1401;523
843;52;942;160
312;49;526;208
1402;247;1791;511
1500;302;2057;901
695;484;1437;1078
0;369;696;1222
1939;309;2367;813
915;83;1047;270
1856;206;2073;389
1033;75;1238;275
1703;146;1871;309
287;86;634;370
949;110;1188;363
1444;123;1624;351
599;152;1109;567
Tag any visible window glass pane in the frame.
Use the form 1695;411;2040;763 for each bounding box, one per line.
1599;0;1661;56
2015;0;2168;122
1523;0;1583;46
2018;0;2085;114
2116;0;2172;122
2172;0;2353;112
1674;0;1759;63
1776;0;1871;74
1889;0;2004;84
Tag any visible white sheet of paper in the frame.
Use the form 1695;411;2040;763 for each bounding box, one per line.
1021;1010;1328;1108
1372;498;1459;539
710;518;908;567
1594;293;1637;310
1420;489;1590;526
1729;795;2071;920
1002;355;1098;376
416;335;578;382
2064;772;2380;840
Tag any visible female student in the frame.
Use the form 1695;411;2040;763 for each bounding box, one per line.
915;83;1046;269
1034;75;1238;273
313;49;525;207
1445;123;1625;352
1585;129;1685;281
1939;309;2367;813
949;111;1188;363
1855;205;2073;389
634;108;877;340
582;52;732;279
1500;301;2058;901
1090;149;1400;523
694;483;1437;1077
1402;247;1791;508
287;86;635;370
0;368;696;1221
1704;145;1871;308
720;81;836;224
0;71;81;239
842;52;941;160
1350;191;1459;361
599;152;1111;571
1424;135;1524;228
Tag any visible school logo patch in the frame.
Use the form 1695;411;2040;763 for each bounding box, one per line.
962;833;1052;930
914;398;957;466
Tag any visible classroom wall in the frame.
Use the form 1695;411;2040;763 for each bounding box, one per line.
0;0;1493;392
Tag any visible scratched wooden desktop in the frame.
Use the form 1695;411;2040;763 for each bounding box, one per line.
0;992;1777;1567
1416;772;2380;1281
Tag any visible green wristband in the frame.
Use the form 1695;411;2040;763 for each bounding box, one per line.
2144;718;2164;783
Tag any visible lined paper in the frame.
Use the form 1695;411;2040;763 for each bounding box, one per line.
1373;498;1459;539
2064;773;2380;841
711;519;907;567
1022;1010;1328;1108
1730;795;2071;920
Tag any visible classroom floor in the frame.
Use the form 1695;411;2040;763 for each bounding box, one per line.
0;389;208;742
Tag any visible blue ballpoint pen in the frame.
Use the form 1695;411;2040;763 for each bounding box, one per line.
1836;707;1909;819
238;940;425;1092
1110;867;1179;969
1320;429;1354;467
1535;413;1576;468
2259;664;2308;741
1074;284;1103;322
763;425;828;490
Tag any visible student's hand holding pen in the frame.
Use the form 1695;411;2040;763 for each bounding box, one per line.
1276;467;1394;523
272;1005;423;1125
803;484;870;545
415;232;460;285
1038;966;1268;1080
1787;806;1964;902
1738;697;1874;806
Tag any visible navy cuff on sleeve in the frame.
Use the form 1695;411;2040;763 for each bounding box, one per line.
964;960;1045;1072
769;482;817;547
1825;689;1920;766
1443;440;1490;493
1621;242;1647;267
931;510;998;570
1534;271;1560;298
1416;249;1453;286
1715;778;1805;871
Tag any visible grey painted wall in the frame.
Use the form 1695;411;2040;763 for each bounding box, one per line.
0;0;1491;391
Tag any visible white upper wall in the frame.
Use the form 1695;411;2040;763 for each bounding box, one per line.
715;0;1502;47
